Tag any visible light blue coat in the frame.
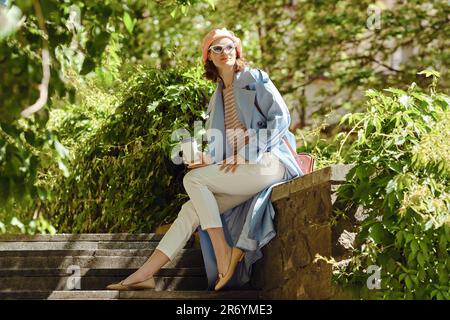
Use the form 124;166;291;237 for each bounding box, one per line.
197;66;303;290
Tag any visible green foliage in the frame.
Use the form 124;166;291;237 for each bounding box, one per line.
222;0;449;129
295;124;345;170
0;120;69;207
0;215;56;235
335;72;450;299
0;0;214;234
0;0;217;215
0;0;131;216
1;0;133;120
42;65;214;233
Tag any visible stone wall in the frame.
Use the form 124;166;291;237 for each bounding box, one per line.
250;165;354;300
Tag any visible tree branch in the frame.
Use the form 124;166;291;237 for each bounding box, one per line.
371;57;402;73
21;0;50;118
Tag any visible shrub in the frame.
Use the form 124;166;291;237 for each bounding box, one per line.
43;65;214;233
335;72;449;299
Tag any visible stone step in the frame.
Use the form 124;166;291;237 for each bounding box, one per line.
0;275;207;291
0;248;197;257
0;233;241;297
0;267;206;277
0;251;204;269
0;233;169;242
0;241;192;251
0;290;260;300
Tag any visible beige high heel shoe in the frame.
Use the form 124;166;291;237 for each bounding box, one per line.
106;276;156;291
214;247;245;291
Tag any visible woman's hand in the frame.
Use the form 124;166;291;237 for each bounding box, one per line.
187;152;212;170
218;153;246;173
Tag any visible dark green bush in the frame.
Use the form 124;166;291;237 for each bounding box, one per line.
44;65;214;233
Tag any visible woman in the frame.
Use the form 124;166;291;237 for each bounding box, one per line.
106;27;302;291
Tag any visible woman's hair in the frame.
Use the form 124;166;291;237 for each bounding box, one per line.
203;56;250;82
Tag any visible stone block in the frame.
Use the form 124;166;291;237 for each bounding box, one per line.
254;165;352;300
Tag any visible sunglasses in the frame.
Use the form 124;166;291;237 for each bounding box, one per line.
208;43;236;54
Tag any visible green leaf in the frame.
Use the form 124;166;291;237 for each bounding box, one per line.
146;101;159;113
10;217;25;233
205;0;216;9
355;226;369;246
340;112;352;125
438;267;449;284
395;231;404;247
384;88;407;95
369;223;385;244
424;220;434;231
399;273;407;282
410;240;419;255
404;233;414;244
387;161;402;173
394;135;405;145
123;12;136;34
365;89;379;98
37;186;47;201
436;292;445;300
417;252;425;267
386;179;397;194
411;274;419;286
418;241;428;255
170;7;177;18
417;69;440;79
439;233;448;254
405;275;413;290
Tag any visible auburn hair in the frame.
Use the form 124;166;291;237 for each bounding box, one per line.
203;57;250;83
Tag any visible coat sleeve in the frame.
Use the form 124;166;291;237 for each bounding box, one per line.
237;70;291;163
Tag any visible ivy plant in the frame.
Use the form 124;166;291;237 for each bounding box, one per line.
335;71;449;300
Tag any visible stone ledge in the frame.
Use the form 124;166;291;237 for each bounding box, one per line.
0;233;164;242
0;290;260;300
271;164;353;202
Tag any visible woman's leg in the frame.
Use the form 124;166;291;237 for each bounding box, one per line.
122;201;200;285
121;194;250;285
123;153;284;285
121;250;169;285
206;193;256;276
182;152;285;277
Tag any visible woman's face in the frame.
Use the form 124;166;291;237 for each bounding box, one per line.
207;37;237;69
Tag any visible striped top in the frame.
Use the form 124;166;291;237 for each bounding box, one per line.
222;84;249;154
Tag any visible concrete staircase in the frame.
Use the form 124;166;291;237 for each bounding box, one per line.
0;233;259;300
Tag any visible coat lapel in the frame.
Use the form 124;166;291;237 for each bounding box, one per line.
234;86;256;129
209;81;224;134
234;67;256;129
206;81;226;162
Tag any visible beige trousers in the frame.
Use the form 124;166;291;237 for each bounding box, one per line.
156;152;285;260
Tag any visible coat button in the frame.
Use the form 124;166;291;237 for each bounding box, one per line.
257;121;264;127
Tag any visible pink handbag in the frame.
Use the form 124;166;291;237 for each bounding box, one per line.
282;136;315;175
